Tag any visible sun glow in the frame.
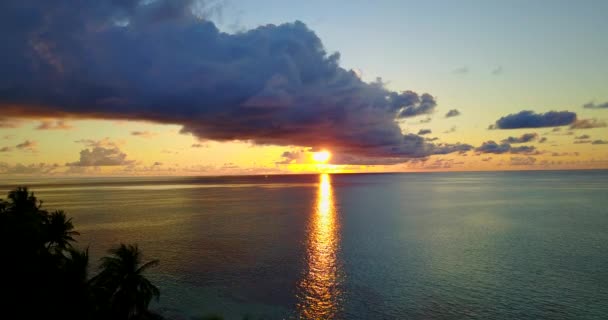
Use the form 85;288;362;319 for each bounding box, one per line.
312;150;331;163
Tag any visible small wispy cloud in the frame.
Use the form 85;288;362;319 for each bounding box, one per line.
0;118;22;128
443;126;457;134
15;140;37;152
75;138;123;148
510;156;536;166
445;109;461;118
452;66;469;75
570;119;607;129
501;133;538;144
491;66;503;75
582;101;608;109
36;120;73;130
130;131;156;138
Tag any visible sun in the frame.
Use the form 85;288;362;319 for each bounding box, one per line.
312;150;331;163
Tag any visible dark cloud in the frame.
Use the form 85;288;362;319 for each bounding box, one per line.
417;129;432;135
481;157;492;162
491;110;577;129
445;109;461;118
419;117;432;124
393;92;437;118
575;134;590;140
501;133;538;144
538;137;547;143
475;140;536;154
191;143;208;148
570;119;607;129
153;161;163;166
592;139;608;145
0;147;12;152
0;0;453;164
574;140;591;144
67;147;134;166
583;101;608;109
36;120;72;130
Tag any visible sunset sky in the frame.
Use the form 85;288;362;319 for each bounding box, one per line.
1;0;607;176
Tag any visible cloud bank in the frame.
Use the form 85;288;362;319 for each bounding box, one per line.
0;0;464;164
475;141;536;154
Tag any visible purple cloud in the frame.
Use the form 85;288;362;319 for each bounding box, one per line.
0;0;460;164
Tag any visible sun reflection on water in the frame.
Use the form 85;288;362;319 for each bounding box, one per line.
296;173;342;319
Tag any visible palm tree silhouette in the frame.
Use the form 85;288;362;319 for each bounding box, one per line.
45;210;80;252
62;248;93;319
6;187;44;214
92;244;160;319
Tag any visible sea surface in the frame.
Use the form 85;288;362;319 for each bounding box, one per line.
1;171;607;319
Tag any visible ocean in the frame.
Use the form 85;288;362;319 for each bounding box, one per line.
1;171;607;319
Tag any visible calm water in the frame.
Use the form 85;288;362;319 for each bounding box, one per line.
2;171;607;319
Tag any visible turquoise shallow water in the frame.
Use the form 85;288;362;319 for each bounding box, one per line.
2;170;607;319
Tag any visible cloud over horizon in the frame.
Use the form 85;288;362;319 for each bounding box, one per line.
67;147;134;167
475;141;536;154
0;0;465;164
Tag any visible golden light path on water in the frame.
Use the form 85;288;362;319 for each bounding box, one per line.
297;173;342;319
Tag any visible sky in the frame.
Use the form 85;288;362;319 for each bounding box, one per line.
1;0;607;176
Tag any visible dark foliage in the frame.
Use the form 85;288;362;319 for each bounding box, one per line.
0;187;160;320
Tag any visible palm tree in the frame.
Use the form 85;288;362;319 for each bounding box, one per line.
45;210;80;252
66;248;98;320
92;244;160;320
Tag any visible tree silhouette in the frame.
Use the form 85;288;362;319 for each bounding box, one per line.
0;187;162;320
92;244;160;320
45;210;80;252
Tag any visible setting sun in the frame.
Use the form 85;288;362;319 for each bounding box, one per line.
312;150;331;163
